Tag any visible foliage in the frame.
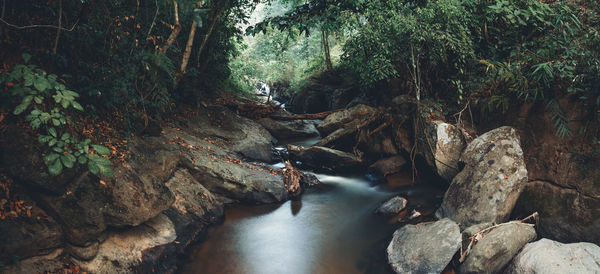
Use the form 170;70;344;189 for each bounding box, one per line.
0;55;113;176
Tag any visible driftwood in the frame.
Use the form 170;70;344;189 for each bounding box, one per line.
269;109;342;121
459;212;539;263
283;161;302;197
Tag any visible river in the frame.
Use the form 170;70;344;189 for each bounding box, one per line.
180;141;445;274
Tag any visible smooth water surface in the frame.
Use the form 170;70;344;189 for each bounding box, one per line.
180;172;443;274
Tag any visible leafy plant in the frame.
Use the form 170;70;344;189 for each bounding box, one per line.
0;54;113;176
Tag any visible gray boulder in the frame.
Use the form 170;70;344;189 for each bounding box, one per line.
459;223;536;274
418;120;466;181
257;118;320;140
368;156;407;177
387;218;462;274
505;238;600;274
287;145;364;173
318;104;377;135
436;127;528;228
375;196;408;215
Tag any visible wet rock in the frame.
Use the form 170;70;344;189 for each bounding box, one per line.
287;145;364;173
182;144;288;204
300;172;322;188
368;156;407;177
2;249;67;273
460;223;537;274
436;127;528;228
74;213;177;273
514;180;600;245
0;199;63;262
505;238;600;274
357;129;399;159
418;120;466;181
187;106;277;162
375;196;407;215
257;118;320;140
318;104;377;135
387;218;461;274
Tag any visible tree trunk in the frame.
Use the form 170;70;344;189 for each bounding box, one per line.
52;0;62;53
178;20;197;80
198;0;229;68
322;28;333;71
161;0;181;54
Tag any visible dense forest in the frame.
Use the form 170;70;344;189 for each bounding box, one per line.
0;0;599;273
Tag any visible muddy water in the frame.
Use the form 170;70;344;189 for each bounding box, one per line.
180;171;444;274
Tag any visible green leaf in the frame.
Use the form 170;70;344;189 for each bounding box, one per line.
52;118;61;126
33;77;50;92
48;128;57;137
13;102;30;115
99;165;114;177
93;156;111;166
48;160;63;176
34;96;43;104
61;155;74;168
71;101;84;111
91;144;111;155
22;53;32;63
61;133;70;140
88;161;100;175
78;155;87;164
48;138;57;147
44;153;60;163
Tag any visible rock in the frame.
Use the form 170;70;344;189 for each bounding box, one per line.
418;120;466;181
368;156;407;177
460;223;537;274
375;196;408;215
461;223;493;251
2;249;67;273
436;127;528;228
74;213;177;274
66;241;99;261
182;142;288;204
514;181;600;245
387;218;462;274
505;238;600;274
300;172;322;188
187;106;277;162
0;199;63;262
257;118;320;140
318;104;377;135
287;145;364;173
357;129;399;159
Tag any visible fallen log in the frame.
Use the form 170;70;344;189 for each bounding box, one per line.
269;109;343;121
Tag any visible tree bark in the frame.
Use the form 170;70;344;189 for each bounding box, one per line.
179;20;197;79
322;28;333;71
161;0;181;54
52;0;62;53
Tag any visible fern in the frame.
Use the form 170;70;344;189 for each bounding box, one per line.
546;100;573;139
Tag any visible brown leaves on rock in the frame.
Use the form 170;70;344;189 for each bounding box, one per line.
283;161;302;196
0;173;33;220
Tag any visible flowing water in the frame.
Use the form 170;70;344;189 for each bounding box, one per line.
180;171;444;274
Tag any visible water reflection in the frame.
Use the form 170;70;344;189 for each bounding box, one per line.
181;173;443;274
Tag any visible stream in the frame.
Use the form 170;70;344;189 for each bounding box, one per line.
180;140;445;274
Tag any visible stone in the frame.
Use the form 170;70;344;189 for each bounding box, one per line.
461;223;493;251
375;196;408;215
418;120;466;181
387;218;462;274
459;223;537;274
74;214;177;274
2;249;66;273
300;172;322;188
505;238;600;274
368;156;407;177
514;180;600;245
318;104;377;135
257;118;320;140
66;241;99;261
187;106;277;162
0;199;63;262
436;127;528;228
287;145;364;173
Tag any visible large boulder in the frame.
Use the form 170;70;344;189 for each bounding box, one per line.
505;238;600;274
287;145;364;173
187;106;277;162
418;120;466;181
73;213;177;274
317;104;377;135
387;218;462;274
514;181;600;245
459;223;537;274
436;127;528;228
0;198;63;262
257;118;320;140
